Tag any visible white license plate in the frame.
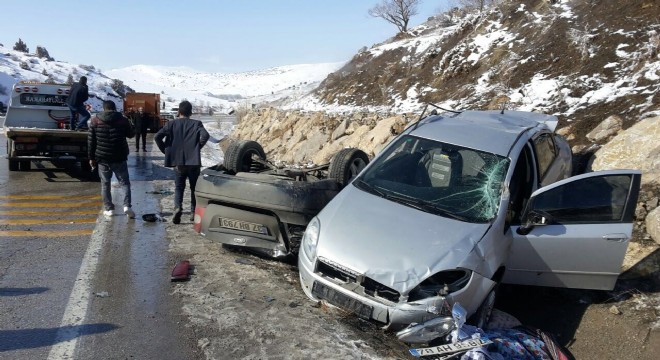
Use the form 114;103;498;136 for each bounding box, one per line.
219;217;267;235
409;338;492;357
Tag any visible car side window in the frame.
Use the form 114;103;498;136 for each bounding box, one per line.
532;133;557;180
531;174;633;223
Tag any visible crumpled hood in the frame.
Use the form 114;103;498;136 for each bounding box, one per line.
315;185;490;294
97;111;124;124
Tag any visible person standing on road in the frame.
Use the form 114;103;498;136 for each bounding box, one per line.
88;100;136;218
131;107;149;152
154;100;209;224
66;76;90;130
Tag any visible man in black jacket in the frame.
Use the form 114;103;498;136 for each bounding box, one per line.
88;100;136;218
155;100;210;224
131;107;149;151
67;76;90;130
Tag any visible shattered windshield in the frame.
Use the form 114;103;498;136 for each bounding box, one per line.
356;135;510;223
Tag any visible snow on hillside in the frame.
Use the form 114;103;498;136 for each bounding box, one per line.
1;41;344;113
105;62;345;111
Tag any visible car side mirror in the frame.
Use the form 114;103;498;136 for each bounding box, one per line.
516;210;550;235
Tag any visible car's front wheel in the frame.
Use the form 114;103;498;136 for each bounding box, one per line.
224;140;267;173
469;286;497;329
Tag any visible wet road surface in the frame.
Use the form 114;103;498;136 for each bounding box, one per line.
0;131;200;359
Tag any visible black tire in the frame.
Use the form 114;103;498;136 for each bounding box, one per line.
469;286;497;329
328;148;369;187
224;140;266;173
8;160;19;171
18;160;31;171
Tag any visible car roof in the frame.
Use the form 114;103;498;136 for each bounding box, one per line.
408;110;558;156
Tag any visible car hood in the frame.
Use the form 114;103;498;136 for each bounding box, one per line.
315;184;490;294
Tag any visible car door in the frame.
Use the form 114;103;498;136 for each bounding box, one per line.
503;169;641;290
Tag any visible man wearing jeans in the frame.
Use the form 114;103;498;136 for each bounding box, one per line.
66;76;91;130
155;100;209;224
88;100;136;218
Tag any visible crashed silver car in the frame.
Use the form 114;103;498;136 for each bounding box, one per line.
298;109;641;344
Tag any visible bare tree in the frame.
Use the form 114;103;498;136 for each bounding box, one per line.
368;0;422;33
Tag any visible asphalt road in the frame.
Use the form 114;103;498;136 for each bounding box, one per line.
0;129;200;360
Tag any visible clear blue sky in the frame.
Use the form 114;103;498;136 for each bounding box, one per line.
0;0;447;73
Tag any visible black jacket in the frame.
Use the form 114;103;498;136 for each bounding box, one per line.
88;111;135;162
155;117;209;167
130;111;150;133
66;82;89;107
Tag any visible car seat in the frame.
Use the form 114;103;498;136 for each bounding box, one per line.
416;149;463;187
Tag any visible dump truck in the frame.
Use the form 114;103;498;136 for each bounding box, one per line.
3;81;94;172
123;92;168;132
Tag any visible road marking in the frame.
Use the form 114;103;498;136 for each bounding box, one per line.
0;229;94;237
0;210;99;216
0;195;101;200
0;218;97;225
0;201;100;208
47;216;108;359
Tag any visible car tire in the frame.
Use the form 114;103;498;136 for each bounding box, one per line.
224;140;267;173
8;160;19;171
19;160;31;171
328;148;369;187
469;286;497;329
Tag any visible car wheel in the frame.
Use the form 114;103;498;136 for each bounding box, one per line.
224;140;266;173
19;160;31;171
469;286;497;329
328;148;369;187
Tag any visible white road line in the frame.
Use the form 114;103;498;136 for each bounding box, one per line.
47;215;108;360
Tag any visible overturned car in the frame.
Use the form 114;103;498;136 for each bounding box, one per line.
193;140;369;258
298;109;641;344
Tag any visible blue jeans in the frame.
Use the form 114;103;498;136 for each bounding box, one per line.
98;161;132;210
174;165;200;211
68;104;91;129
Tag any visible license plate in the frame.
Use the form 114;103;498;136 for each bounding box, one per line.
218;217;268;235
53;145;81;152
409;338;492;357
312;282;373;319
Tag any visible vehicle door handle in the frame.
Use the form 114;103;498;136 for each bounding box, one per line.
602;233;628;242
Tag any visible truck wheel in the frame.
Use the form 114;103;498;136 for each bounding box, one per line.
328;148;369;187
19;161;31;171
224;140;266;173
9;160;19;171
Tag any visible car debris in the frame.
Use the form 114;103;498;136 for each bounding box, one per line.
298;106;641;344
171;260;192;281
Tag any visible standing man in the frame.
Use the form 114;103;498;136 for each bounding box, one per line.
67;76;90;130
131;107;149;151
155;100;209;224
88;100;136;218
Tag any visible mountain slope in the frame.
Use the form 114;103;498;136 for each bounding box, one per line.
289;0;660;146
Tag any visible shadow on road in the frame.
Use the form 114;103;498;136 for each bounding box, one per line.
0;287;49;296
0;323;118;351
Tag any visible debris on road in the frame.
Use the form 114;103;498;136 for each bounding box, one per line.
95;291;110;298
171;260;191;281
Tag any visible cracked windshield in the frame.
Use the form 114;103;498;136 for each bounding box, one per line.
356;135;510;222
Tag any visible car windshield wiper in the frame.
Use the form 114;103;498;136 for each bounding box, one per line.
387;193;471;222
353;179;387;198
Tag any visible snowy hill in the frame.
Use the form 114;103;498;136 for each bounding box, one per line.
0;42;344;113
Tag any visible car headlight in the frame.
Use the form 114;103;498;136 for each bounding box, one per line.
408;269;471;302
301;217;320;262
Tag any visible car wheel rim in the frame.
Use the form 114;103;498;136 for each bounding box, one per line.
348;158;367;178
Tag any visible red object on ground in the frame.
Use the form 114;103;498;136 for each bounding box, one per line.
171;260;191;281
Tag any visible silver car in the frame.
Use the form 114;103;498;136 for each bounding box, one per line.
298;110;641;343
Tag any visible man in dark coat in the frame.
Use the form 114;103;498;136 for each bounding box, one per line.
130;107;149;151
155;100;210;224
67;76;90;130
88;100;136;218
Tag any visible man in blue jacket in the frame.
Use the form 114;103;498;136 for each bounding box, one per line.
67;76;90;130
155;100;210;224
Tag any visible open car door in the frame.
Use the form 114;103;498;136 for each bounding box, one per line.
503;169;641;290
